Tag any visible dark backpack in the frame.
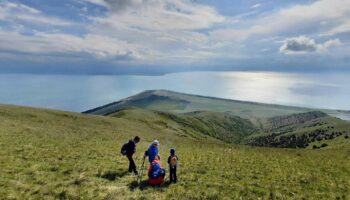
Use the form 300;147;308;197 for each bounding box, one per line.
120;142;129;156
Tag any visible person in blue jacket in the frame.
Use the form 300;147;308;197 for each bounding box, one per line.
144;140;159;164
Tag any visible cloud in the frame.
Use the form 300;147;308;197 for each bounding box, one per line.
1;0;350;72
0;0;225;65
322;21;350;36
90;0;224;31
322;38;342;49
101;0;146;12
279;36;341;54
210;0;350;43
82;0;144;12
0;30;143;61
0;1;73;26
82;0;225;63
250;3;261;9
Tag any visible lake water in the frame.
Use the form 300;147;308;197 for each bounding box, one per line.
0;71;349;112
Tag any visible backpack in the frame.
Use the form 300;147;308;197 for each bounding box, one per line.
120;142;128;156
149;161;165;178
170;156;177;167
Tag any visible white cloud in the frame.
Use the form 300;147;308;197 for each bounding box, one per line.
210;0;350;43
82;0;225;62
0;1;73;26
322;21;350;36
90;0;224;31
1;0;349;67
250;3;261;9
0;0;225;64
279;36;341;54
0;30;144;60
0;28;217;65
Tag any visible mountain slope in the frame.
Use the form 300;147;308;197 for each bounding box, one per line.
83;90;350;121
1;104;350;199
247;111;350;148
109;108;257;143
83;90;350;148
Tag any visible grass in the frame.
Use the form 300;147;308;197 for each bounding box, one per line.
110;108;256;143
1;104;350;199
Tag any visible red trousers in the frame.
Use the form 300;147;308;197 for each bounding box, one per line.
148;176;164;186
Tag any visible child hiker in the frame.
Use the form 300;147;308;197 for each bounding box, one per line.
148;155;165;186
167;148;179;183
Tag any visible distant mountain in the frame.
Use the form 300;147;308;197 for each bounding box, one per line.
83;90;350;148
83;89;349;121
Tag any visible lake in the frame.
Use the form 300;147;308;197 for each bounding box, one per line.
0;71;349;112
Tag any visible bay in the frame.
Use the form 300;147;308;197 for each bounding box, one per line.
0;71;349;112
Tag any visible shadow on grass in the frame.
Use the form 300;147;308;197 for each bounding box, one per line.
128;180;171;191
99;171;129;181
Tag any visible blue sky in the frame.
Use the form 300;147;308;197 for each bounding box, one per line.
0;0;349;74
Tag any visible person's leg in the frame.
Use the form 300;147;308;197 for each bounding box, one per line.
130;156;138;174
173;166;177;183
127;155;133;173
170;167;175;182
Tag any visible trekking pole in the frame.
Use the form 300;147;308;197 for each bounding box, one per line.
137;156;146;184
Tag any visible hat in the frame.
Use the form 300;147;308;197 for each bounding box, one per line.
153;140;159;146
170;148;175;156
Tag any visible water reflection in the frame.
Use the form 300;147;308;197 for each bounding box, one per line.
0;71;349;112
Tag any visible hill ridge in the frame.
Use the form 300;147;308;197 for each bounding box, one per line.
83;90;350;121
83;89;316;114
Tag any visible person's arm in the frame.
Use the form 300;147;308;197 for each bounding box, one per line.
167;156;171;164
148;164;152;177
131;142;136;153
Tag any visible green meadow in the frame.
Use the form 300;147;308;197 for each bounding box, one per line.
1;104;350;199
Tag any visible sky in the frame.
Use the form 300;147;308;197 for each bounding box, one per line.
0;0;350;75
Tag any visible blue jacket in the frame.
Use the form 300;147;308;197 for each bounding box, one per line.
147;144;158;163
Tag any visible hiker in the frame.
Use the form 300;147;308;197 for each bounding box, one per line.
123;136;140;175
167;148;179;183
147;155;165;186
144;140;159;164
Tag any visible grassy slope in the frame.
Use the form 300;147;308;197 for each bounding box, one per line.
1;104;350;199
306;117;350;149
109;108;256;143
247;112;350;148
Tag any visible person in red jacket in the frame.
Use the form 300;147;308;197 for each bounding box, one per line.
147;155;165;186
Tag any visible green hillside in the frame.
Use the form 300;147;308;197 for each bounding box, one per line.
109;107;256;143
247;111;350;148
1;104;350;199
83;90;350;121
84;90;350;149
